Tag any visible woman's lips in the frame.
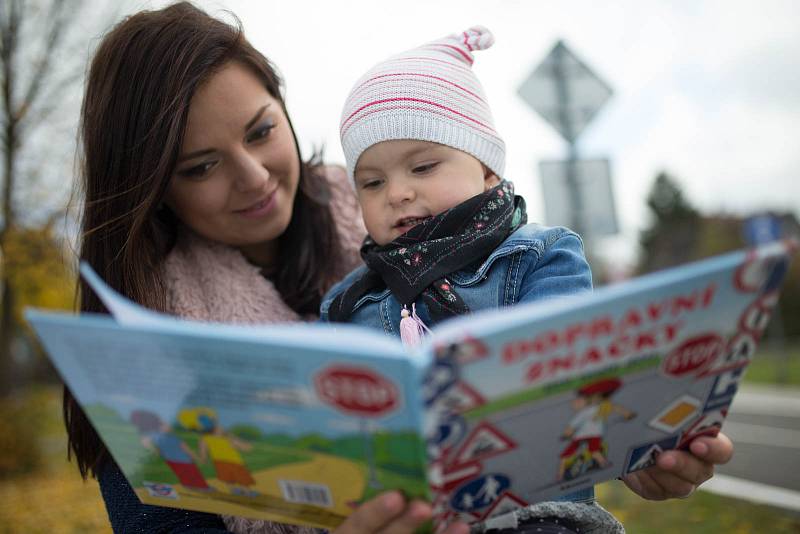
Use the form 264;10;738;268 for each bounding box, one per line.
236;191;276;219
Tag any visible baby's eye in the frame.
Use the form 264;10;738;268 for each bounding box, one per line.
177;161;216;179
412;162;439;174
360;178;384;190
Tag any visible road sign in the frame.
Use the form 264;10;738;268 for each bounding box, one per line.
518;41;613;143
539;158;618;237
315;366;399;417
744;215;782;245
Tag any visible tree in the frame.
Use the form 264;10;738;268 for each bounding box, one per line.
637;172;800;339
3;223;75;382
0;0;118;395
637;172;701;274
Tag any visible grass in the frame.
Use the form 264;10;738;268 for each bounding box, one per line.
598;481;800;533
744;341;800;386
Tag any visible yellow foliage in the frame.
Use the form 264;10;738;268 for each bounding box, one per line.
0;451;111;533
0;387;111;533
1;225;76;326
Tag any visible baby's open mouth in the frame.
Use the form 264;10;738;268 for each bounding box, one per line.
395;216;432;228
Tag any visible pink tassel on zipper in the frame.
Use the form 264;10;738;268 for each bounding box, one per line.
400;303;431;347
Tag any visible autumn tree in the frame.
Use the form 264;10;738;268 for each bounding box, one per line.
0;0;119;394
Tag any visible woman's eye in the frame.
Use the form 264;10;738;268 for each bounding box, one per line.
412;162;439;174
178;161;216;179
246;121;275;143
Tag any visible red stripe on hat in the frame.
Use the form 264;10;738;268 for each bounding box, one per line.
463;31;473;51
341;103;499;140
355;73;486;104
422;43;473;65
342;97;495;134
393;56;471;71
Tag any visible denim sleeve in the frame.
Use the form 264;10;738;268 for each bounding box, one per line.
319;265;368;322
517;232;593;303
98;459;230;533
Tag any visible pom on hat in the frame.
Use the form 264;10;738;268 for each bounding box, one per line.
340;26;505;183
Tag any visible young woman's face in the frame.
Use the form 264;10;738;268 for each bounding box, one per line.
165;62;300;266
354;140;498;245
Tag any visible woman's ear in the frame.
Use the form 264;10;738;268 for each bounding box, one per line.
483;165;500;190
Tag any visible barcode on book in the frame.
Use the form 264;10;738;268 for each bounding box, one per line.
279;480;333;508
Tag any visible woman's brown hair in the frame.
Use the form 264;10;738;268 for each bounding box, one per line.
65;1;340;478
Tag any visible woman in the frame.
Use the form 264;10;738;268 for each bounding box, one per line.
65;2;457;533
65;3;732;533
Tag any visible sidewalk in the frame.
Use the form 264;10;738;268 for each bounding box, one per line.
733;383;800;416
703;382;800;512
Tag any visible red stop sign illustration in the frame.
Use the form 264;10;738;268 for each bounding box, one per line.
663;334;724;377
315;366;400;417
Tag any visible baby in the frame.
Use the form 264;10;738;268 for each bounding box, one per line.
322;27;622;533
323;26;592;343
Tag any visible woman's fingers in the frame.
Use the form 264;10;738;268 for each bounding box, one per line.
380;500;433;534
334;491;407;534
332;491;471;534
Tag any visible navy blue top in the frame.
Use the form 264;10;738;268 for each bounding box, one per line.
99;459;230;533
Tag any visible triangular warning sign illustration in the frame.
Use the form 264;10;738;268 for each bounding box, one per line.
450;421;516;467
429;460;481;493
480;490;528;520
442;381;486;413
450;335;489;365
630;444;663;471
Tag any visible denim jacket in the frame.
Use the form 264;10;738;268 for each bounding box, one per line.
321;223;596;503
321;223;592;332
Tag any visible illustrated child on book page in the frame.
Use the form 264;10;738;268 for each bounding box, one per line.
557;378;637;482
178;407;258;497
129;409;212;493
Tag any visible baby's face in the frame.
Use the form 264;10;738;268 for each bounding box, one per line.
354;140;498;245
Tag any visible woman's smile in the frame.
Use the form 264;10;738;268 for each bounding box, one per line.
235;189;277;219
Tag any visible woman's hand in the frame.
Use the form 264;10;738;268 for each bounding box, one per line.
333;491;469;534
622;431;733;500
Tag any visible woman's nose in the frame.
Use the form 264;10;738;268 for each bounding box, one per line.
233;152;270;192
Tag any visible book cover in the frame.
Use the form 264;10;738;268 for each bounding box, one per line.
25;239;796;529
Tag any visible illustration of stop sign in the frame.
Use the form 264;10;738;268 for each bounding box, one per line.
315;366;400;417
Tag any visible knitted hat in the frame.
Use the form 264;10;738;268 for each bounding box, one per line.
340;26;505;182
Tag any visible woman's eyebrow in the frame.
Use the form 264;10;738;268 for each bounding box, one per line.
245;104;270;131
177;104;273;163
177;148;215;163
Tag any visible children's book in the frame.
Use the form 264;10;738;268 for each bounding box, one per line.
25;239;796;530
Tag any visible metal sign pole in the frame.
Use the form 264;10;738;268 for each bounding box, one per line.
518;40;617;251
551;42;583;240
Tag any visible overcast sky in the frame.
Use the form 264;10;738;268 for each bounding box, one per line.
145;0;799;267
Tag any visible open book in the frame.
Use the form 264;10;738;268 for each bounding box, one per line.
26;239;796;530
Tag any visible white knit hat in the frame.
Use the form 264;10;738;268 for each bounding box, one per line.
340;26;505;182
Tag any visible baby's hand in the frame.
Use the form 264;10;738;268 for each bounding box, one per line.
622;432;733;500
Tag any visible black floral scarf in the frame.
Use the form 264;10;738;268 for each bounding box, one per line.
327;180;526;325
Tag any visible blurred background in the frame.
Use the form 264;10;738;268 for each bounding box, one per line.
1;0;798;532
